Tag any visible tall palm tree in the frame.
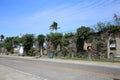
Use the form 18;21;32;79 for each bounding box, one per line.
50;21;60;32
37;34;45;56
0;34;4;42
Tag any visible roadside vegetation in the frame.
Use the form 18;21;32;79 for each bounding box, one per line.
0;14;120;62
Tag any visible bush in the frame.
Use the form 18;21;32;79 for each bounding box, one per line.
28;48;36;56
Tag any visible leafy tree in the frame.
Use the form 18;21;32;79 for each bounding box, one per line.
37;34;45;56
49;21;60;32
114;14;120;26
21;34;34;56
46;32;62;56
28;48;36;56
107;25;120;33
94;22;107;32
4;37;13;53
12;36;22;47
94;14;120;33
94;22;120;34
94;21;113;33
64;32;76;38
63;32;76;58
76;26;91;52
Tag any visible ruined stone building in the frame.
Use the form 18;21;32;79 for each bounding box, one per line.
107;31;120;59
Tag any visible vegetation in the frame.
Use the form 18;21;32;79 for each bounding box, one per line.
49;21;60;32
37;34;45;56
76;26;91;52
46;32;62;56
21;34;34;56
0;14;120;61
0;34;4;42
4;37;13;53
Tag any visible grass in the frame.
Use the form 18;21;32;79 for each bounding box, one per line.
55;56;120;63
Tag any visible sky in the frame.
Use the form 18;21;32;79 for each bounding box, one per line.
0;0;120;37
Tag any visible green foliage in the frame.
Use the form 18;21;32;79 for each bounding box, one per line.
76;26;91;52
37;34;45;56
64;32;75;38
0;43;4;47
37;34;45;49
94;16;120;33
0;34;4;42
114;14;120;26
4;37;13;52
49;21;60;32
77;26;91;40
61;38;69;57
46;32;62;50
95;40;104;49
107;25;120;33
22;34;34;55
12;36;22;47
28;48;36;56
95;22;106;32
94;22;112;32
62;39;69;46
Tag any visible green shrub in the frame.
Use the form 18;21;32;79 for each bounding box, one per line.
28;48;36;56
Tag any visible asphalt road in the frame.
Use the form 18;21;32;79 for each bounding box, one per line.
0;56;120;80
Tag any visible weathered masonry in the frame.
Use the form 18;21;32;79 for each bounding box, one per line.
107;32;120;59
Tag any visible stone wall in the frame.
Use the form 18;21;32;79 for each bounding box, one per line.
107;32;120;58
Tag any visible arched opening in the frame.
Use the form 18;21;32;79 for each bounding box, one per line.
109;53;114;59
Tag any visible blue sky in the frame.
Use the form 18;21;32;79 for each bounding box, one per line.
0;0;120;37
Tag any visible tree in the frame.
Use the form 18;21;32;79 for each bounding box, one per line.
46;32;62;56
63;32;76;58
95;22;106;32
21;34;34;56
12;36;22;47
114;14;120;26
37;34;45;56
76;26;91;52
49;21;60;32
94;22;112;33
0;34;4;42
4;37;13;53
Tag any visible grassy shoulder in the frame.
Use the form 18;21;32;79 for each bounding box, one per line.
54;56;120;63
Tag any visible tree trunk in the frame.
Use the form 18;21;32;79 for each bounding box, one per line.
72;53;74;58
40;46;43;57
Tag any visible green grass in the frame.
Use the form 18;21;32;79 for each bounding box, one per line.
55;56;120;63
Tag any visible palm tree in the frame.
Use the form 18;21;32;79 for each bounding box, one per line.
0;34;4;42
46;33;62;56
49;21;60;32
37;34;45;56
22;34;34;56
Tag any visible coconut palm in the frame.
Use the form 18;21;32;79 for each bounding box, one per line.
37;34;45;56
0;34;4;42
50;21;60;32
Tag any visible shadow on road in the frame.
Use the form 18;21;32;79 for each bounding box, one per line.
113;78;120;80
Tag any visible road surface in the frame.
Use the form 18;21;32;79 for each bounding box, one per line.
0;56;120;80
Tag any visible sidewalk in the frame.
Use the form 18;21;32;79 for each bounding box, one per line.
2;55;120;69
0;64;47;80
